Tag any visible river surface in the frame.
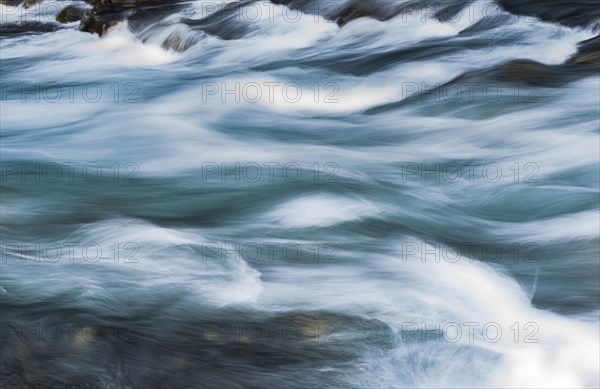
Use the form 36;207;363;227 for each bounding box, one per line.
1;1;599;388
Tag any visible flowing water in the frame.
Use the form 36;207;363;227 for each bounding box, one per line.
1;0;599;388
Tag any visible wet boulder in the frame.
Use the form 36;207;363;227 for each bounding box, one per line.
0;21;62;37
567;36;600;66
335;0;422;26
0;0;43;7
0;0;24;6
56;4;88;24
497;0;600;27
79;0;189;36
332;0;473;27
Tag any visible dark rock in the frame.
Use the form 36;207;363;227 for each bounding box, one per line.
492;60;573;86
0;0;25;6
23;0;42;6
592;19;600;34
0;0;43;7
333;0;476;27
127;1;190;33
181;1;255;40
0;21;62;37
253;34;491;77
328;0;476;27
365;59;595;116
335;0;421;27
270;0;346;21
497;0;600;27
79;1;131;36
445;58;598;88
80;10;126;36
2;308;394;388
443;59;598;88
567;36;600;66
80;0;189;36
56;5;88;24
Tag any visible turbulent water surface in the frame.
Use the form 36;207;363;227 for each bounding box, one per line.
1;0;599;388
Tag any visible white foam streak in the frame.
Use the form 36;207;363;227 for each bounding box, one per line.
266;194;380;227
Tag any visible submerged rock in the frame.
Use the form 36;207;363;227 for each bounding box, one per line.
435;0;473;23
459;14;513;36
1;309;395;388
333;0;474;26
160;29;204;52
443;58;598;88
492;60;574;86
180;0;255;40
366;58;596;116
